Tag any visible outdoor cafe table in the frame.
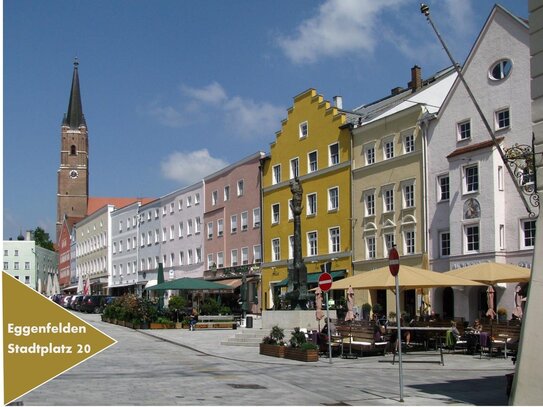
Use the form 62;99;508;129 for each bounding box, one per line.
387;326;450;350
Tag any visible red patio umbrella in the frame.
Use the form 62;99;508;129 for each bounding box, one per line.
512;284;524;319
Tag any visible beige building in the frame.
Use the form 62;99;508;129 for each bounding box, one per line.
350;66;456;318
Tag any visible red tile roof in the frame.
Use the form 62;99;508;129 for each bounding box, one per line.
87;197;156;216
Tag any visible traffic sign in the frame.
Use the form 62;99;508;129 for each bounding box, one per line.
389;247;400;276
318;272;333;292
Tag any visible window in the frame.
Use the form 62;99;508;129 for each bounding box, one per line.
465;224;480;253
224;186;230;201
307;193;317;216
231;249;238;266
186;196;192;207
522;220;536;248
170;202;175;213
403;132;415;153
178;199;183;210
154;229;159;243
195;217;201;234
212;191;218;206
154;209;159;218
403;182;415;208
272;238;281;261
25;262;30;270
464;165;479;194
162;228;167;242
384;233;395;251
194;193;200;205
329;143;339;165
383;186;394;212
187;250;193;265
328;187;339;211
299;121;308;138
237;180;244;196
329;227;340;253
457;120;471;141
253;208;260;228
3;262;7;270
366;236;376;259
272;164;281;185
384;138;394;160
307;231;318;256
290;158;299;179
178;221;184;238
404;230;415;254
498;166;504;191
253;245;261;263
196;248;202;264
162;206;167;216
170;225;175;240
70;145;77;155
241;211;248;231
217;219;224;237
489;59;512;80
272;203;280;224
308;151;318;173
241;247;249;264
187;219;193;236
14;262;19;270
364;144;375;165
365;191;375;216
207;254;214;269
495;108;510;130
207;222;213;239
438;175;450;201
25;276;30;284
499;224;505;250
217;252;224;268
231;215;238;233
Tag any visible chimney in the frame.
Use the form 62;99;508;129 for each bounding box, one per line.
26;230;33;241
408;65;422;91
333;96;343;110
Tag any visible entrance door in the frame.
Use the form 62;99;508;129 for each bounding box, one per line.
442;287;454;320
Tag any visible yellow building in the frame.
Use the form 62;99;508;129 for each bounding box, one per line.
260;89;352;310
350;67;456;319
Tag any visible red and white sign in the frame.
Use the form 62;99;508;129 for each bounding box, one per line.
389;247;400;276
318;272;333;292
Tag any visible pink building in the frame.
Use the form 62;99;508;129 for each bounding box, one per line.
203;152;264;313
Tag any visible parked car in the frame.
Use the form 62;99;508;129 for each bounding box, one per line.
62;295;72;308
80;295;108;313
68;295;83;310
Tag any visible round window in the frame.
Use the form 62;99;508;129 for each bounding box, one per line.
489;59;512;80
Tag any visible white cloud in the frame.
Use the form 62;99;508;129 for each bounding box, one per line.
277;0;408;64
149;82;285;139
161;149;228;184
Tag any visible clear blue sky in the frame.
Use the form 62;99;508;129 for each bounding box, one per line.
3;0;528;241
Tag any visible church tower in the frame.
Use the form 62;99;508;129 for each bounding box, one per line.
56;59;89;242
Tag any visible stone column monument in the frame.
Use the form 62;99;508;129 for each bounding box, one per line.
287;177;308;309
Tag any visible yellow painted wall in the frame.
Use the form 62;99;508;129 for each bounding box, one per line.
260;89;352;309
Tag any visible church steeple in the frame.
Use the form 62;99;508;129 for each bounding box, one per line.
62;58;86;129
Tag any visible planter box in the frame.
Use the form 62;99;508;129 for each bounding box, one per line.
284;347;319;362
150;322;176;329
259;343;285;358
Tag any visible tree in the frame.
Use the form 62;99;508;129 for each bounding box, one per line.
33;227;54;251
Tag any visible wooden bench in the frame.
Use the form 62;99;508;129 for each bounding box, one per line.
481;323;521;358
195;315;237;330
336;324;388;356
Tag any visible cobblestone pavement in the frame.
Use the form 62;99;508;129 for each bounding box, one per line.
15;313;514;406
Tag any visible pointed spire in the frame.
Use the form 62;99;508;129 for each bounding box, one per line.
62;58;86;129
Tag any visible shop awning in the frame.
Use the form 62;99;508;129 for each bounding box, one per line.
273;270;346;287
146;277;232;291
217;279;244;289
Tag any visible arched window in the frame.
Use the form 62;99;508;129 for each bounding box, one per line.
70;145;77;155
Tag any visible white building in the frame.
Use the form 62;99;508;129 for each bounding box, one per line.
426;5;533;322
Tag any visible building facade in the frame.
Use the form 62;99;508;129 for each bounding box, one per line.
261;89;352;310
350;66;456;318
427;5;533;321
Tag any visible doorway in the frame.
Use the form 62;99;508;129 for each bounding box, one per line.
442;287;454;320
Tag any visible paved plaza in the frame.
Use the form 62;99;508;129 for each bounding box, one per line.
15;313;515;406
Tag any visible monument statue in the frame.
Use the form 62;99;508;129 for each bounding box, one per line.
287;177;308;309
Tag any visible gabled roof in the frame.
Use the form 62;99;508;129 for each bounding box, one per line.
87;197;156;216
62;59;86;129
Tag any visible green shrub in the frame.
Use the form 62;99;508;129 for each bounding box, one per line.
289;327;307;348
262;325;285;345
300;342;318;350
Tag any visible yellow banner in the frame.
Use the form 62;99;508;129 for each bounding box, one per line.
3;272;116;404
